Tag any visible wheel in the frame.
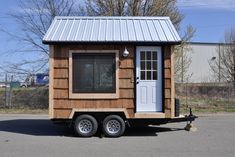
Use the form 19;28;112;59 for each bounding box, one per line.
102;115;126;137
74;114;98;137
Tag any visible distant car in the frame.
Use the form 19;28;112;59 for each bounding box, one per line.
20;73;49;88
20;82;28;88
0;83;10;88
0;83;6;88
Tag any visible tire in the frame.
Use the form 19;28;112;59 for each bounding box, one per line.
102;115;126;137
74;114;98;137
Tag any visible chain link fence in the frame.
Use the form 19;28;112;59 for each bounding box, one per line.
176;82;235;113
0;82;48;110
0;87;48;110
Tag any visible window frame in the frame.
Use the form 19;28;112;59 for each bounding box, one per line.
69;50;119;99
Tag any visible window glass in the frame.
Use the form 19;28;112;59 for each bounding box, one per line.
146;51;151;60
141;61;145;70
147;61;151;70
73;53;115;93
153;71;157;80
141;71;145;80
153;61;157;70
147;71;151;80
140;51;145;60
152;51;157;60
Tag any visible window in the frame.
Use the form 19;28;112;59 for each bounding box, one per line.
69;50;119;99
72;53;116;93
140;51;158;80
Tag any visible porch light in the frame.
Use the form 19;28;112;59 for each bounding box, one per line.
123;47;129;57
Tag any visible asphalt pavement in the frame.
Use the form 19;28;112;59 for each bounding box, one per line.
0;113;235;157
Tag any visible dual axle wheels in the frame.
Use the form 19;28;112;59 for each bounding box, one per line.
74;114;126;137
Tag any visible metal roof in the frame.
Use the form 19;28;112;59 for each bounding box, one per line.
43;16;181;44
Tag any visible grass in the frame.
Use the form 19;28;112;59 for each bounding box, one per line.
179;96;235;114
0;107;48;114
180;107;235;114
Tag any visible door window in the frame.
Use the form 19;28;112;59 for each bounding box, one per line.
140;51;158;80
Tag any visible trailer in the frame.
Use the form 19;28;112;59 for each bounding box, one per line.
43;16;197;137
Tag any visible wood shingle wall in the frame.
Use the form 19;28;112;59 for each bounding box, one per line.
50;44;135;119
49;44;175;119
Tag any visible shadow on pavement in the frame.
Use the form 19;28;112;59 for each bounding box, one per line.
0;119;73;137
0;119;184;137
124;126;184;137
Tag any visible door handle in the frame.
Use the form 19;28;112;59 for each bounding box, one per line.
136;77;139;84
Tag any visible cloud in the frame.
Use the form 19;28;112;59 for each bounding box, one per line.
178;0;235;11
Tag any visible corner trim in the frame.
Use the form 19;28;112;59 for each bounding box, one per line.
49;45;54;119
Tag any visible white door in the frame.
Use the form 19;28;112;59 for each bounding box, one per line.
136;46;162;112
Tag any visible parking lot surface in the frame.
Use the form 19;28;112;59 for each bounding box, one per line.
0;114;235;157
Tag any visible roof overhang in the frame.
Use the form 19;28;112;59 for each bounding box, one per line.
42;40;181;45
43;16;182;45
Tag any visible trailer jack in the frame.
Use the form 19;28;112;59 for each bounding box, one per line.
184;108;198;132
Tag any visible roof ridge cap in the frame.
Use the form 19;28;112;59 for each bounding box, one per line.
54;16;170;20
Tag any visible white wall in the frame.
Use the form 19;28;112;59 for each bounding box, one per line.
186;43;219;83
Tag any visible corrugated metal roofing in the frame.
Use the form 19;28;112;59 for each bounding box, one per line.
43;16;181;44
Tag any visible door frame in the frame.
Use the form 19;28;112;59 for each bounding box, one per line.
135;46;163;112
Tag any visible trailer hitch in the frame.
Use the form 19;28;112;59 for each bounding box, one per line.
166;108;198;131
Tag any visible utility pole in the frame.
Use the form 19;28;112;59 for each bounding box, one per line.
233;45;235;84
5;73;8;107
218;44;221;82
181;46;184;83
9;75;13;107
4;74;13;107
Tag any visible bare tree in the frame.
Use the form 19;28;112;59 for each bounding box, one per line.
83;0;126;16
209;28;235;83
174;25;196;83
1;0;80;74
82;0;182;30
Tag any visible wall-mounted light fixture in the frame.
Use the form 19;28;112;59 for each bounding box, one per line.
123;47;129;58
211;56;216;61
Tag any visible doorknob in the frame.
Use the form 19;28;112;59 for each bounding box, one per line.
136;77;139;84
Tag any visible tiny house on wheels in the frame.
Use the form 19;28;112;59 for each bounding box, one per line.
43;16;196;137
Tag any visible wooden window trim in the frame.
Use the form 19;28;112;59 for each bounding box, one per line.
69;50;119;99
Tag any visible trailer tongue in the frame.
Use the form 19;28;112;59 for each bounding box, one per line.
168;108;198;124
127;108;198;128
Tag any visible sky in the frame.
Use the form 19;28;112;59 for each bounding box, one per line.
177;0;235;42
0;0;235;80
